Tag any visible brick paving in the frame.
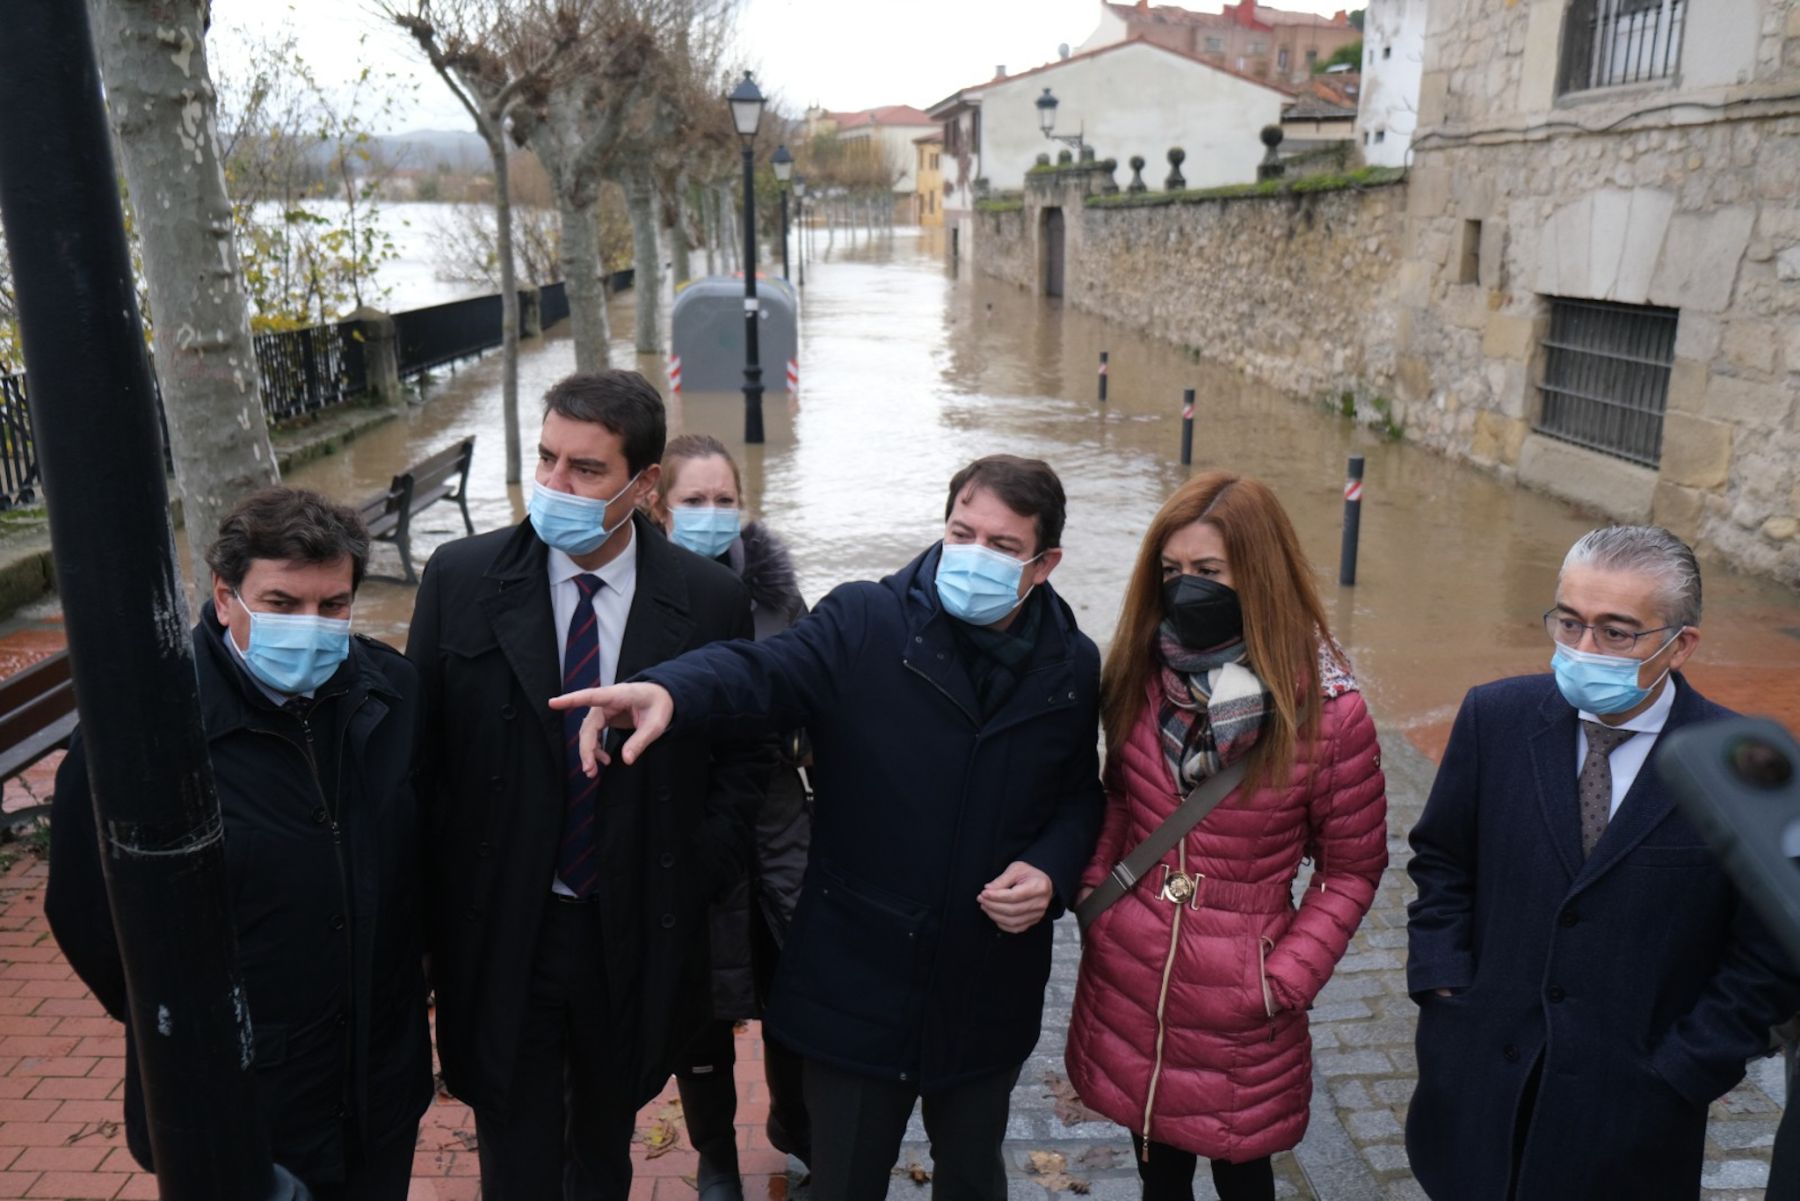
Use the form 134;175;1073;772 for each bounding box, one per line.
0;612;1796;1198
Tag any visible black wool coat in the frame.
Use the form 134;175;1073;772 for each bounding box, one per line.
642;542;1105;1091
705;520;811;1020
46;609;432;1185
405;515;773;1115
1405;673;1800;1201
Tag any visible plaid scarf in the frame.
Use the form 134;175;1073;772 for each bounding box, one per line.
1156;624;1271;791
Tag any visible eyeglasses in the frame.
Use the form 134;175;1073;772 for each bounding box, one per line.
1543;610;1681;656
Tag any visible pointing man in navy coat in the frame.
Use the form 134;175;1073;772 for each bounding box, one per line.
1405;525;1800;1201
552;455;1105;1201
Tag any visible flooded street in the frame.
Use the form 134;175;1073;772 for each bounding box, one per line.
293;225;1800;755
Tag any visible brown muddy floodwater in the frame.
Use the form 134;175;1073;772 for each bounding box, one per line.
287;226;1800;750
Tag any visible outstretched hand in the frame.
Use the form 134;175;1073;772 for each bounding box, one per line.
547;682;676;773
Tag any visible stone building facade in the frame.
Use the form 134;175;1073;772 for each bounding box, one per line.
1398;0;1800;580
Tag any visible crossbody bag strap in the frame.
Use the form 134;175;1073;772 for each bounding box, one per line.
1074;759;1248;934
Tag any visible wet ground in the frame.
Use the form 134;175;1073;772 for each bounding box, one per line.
1;225;1797;1199
288;224;1800;762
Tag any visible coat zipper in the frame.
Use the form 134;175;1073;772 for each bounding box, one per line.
250;693;365;1126
1141;839;1186;1158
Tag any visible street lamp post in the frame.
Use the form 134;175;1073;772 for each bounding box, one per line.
1035;87;1087;157
772;144;793;283
728;71;766;443
793;175;807;288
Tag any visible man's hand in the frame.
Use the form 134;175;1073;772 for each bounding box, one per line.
548;682;675;773
978;861;1054;935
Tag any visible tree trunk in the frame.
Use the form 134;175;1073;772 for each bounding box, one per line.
488;134;522;484
669;174;692;287
89;0;279;602
557;191;609;373
702;184;716;276
623;166;661;355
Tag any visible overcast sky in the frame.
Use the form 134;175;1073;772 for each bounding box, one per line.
210;0;1358;134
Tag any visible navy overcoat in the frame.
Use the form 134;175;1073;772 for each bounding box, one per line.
643;543;1105;1092
1405;672;1800;1201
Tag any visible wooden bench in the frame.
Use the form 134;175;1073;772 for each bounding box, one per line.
356;436;476;585
0;650;77;829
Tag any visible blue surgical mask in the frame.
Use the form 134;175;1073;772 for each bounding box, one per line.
529;474;640;557
936;542;1043;626
670;506;741;559
232;593;351;696
1551;639;1675;716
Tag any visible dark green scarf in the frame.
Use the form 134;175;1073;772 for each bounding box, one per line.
950;591;1043;719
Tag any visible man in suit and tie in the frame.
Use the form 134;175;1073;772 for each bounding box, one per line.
1405;524;1800;1201
406;370;772;1199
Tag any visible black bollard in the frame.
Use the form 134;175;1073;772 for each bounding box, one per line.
1098;351;1109;403
1339;455;1366;587
0;6;306;1200
1180;389;1195;466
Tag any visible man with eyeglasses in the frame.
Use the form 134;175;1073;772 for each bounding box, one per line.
1404;525;1800;1201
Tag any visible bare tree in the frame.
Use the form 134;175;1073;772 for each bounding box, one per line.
381;0;595;484
88;0;280;601
509;4;657;372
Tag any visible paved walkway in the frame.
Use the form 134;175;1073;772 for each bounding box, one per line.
0;608;1795;1198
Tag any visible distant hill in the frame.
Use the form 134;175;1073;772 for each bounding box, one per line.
375;129;489;174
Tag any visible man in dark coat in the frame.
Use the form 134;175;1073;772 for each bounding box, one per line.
47;487;431;1200
553;455;1106;1201
1405;525;1800;1201
406;370;771;1200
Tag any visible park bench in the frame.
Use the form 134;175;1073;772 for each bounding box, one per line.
356;435;476;585
0;649;76;831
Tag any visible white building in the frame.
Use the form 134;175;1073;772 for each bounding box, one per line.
968;39;1287;193
926;83;988;260
1355;0;1428;166
826;105;940;216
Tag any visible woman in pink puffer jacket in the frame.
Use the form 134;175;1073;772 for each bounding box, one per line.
1065;472;1388;1201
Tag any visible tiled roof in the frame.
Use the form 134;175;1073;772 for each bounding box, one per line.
832;105;937;130
1104;1;1353;30
944;34;1292;99
1282;90;1357;120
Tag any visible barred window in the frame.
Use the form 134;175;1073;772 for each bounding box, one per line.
1559;0;1685;96
1536;298;1678;468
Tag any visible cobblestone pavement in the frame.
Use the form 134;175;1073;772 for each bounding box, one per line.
874;728;1789;1201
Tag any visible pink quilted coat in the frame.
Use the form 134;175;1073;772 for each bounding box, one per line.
1064;680;1387;1161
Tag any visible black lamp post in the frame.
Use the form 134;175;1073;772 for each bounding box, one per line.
728;71;767;443
772;144;793;283
793;175;807;288
1036;86;1087;156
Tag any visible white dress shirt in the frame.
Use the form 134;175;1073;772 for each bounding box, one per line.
547;523;638;896
1576;676;1677;817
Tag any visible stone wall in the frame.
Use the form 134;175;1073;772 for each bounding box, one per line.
974;169;1408;429
1396;0;1800;584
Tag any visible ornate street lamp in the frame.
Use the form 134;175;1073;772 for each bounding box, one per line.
1035;87;1087;155
728;71;766;443
772;144;793;283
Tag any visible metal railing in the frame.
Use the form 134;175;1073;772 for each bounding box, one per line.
4;278;574;496
1558;0;1685;96
1536;297;1678;468
252;323;366;424
392;293;506;380
0;374;40;509
539;280;569;328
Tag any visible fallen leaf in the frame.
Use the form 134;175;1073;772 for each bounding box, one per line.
636;1117;681;1159
1042;1073;1105;1127
890;1160;932;1187
1074;1146;1121;1171
1024;1148;1091;1194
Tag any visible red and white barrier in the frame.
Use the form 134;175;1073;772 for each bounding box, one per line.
668;354;682;394
786;359;799;391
